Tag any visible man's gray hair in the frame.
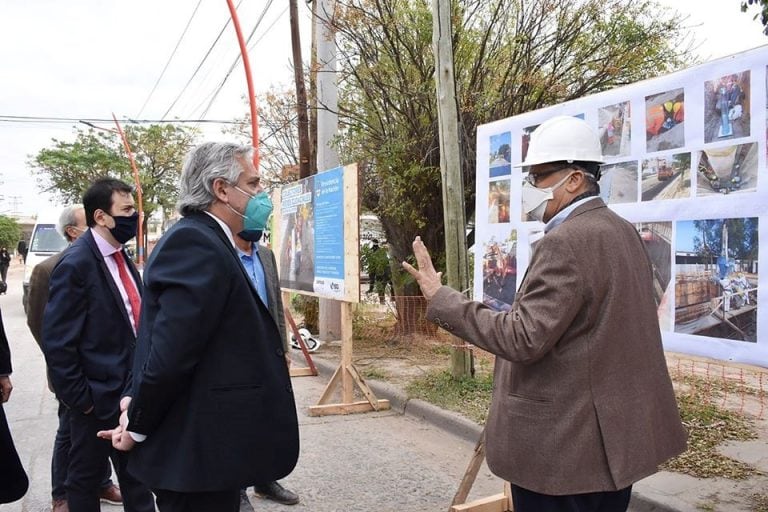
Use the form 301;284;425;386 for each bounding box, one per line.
177;142;253;216
56;204;84;242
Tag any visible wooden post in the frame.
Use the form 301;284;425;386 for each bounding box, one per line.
432;0;471;377
289;0;312;179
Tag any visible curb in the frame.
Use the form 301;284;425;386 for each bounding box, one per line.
292;352;681;512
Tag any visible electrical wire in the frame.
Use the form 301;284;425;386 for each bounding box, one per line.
136;0;204;118
0;115;239;125
160;0;245;121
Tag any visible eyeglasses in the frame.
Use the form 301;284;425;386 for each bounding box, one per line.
523;164;574;186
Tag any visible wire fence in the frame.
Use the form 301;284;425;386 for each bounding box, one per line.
343;294;768;420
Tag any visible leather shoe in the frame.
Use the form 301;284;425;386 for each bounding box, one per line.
52;498;69;512
254;481;299;505
99;484;123;505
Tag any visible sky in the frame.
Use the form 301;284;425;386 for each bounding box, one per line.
0;0;766;217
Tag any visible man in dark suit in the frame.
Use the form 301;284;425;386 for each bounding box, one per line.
42;179;155;512
27;204;122;512
234;228;300;507
405;116;686;512
101;142;299;512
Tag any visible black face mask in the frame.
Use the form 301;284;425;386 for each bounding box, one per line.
238;229;263;242
108;212;139;244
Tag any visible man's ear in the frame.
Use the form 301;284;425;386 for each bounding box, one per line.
212;177;230;202
93;209;108;227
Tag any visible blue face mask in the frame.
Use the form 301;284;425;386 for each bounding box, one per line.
230;187;273;231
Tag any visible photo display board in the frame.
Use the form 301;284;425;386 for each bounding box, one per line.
274;164;360;302
475;46;768;367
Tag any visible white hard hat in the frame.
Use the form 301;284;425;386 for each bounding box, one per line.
515;115;604;167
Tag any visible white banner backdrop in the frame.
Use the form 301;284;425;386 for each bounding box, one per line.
475;46;768;367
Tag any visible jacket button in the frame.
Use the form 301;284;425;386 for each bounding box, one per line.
276;348;285;357
286;385;293;393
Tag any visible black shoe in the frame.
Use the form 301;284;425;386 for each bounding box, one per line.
239;489;254;510
254;481;299;506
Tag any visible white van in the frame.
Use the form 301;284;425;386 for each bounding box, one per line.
22;212;68;314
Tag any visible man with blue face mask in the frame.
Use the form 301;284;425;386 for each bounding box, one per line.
232;203;301;508
99;143;299;512
404;116;687;512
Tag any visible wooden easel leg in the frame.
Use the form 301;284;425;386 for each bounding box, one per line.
308;302;391;416
450;429;486;507
283;292;318;377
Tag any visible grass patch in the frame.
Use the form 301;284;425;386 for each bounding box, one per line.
406;369;493;424
661;392;757;478
750;493;768;512
359;366;389;380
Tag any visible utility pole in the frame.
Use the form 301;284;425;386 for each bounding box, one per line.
315;0;342;340
290;0;312;178
432;0;471;378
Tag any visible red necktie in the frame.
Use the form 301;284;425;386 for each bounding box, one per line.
113;251;141;331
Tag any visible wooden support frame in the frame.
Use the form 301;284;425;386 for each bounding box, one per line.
448;429;513;511
308;301;390;416
283;292;318;377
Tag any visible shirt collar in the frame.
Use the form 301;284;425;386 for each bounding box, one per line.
544;196;599;234
203;211;236;249
91;228;121;257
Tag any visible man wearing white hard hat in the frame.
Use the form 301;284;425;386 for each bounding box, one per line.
404;116;687;512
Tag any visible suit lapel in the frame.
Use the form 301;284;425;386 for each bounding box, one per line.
83;231;135;333
256;247;279;322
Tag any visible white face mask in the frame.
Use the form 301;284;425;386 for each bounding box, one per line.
521;172;573;223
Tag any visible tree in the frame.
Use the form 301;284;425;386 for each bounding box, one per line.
0;215;21;251
329;0;691;332
226;87;306;185
30;124;198;257
741;0;768;34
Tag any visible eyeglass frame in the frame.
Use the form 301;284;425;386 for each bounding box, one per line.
523;163;595;187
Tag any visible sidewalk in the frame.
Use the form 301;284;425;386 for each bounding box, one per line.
297;343;768;512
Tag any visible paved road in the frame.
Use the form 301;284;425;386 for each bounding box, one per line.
0;262;505;512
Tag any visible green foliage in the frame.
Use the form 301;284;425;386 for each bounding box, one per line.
334;0;692;287
742;0;768;34
30;124;198;226
406;369;494;424
0;215;22;250
290;293;319;332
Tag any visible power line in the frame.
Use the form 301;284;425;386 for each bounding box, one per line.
0;115;239;125
161;0;245;121
197;1;283;122
136;0;204;118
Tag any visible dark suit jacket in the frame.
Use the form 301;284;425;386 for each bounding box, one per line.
127;212;299;492
41;230;142;419
0;308;30;504
257;245;288;351
427;199;686;495
27;251;64;392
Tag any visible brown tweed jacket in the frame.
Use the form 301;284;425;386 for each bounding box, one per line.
26;251;64;393
427;198;686;495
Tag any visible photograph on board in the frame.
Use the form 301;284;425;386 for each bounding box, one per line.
646;88;685;152
674;218;758;342
489;132;512;178
636;222;673;330
696;142;757;195
598;160;638;204
598;101;631;157
482;232;517;312
520;124;540;163
641;152;691;201
704;70;750;143
488;180;511;223
279;177;316;293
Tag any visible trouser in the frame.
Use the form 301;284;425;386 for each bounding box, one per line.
52;402;113;500
510;484;632;512
0;264;8;283
66;411;155;512
154;488;239;512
